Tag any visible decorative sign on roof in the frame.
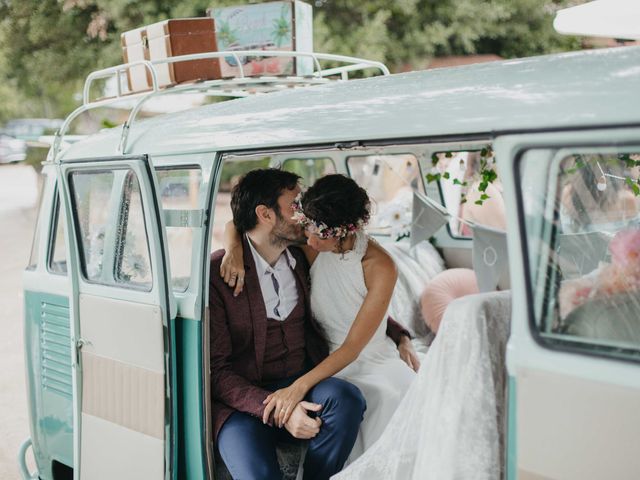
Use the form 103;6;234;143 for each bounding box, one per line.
209;1;314;77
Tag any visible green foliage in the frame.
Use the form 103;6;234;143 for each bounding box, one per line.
0;0;582;122
426;146;496;205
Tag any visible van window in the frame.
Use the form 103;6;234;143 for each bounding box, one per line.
211;158;270;251
347;154;423;238
282;158;335;186
70;170;114;282
114;171;152;289
27;173;47;270
520;150;640;358
157;168;202;292
48;191;67;275
430;148;504;238
70;169;153;289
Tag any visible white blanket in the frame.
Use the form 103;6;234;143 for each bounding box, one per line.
334;290;512;480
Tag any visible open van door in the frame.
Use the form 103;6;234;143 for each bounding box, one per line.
57;156;175;479
496;128;640;480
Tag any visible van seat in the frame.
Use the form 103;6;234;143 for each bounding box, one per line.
384;240;445;346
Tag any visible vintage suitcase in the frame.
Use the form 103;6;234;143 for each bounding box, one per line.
209;0;313;78
146;18;221;88
121;26;152;92
121;18;221;92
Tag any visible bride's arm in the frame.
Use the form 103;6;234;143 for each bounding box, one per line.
221;222;319;296
220;221;245;296
263;241;397;427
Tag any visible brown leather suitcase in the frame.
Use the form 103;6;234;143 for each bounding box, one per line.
121;18;221;93
146;18;221;88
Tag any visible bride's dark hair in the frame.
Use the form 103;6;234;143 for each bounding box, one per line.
301;174;371;231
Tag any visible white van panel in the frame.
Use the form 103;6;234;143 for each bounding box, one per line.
80;413;164;480
79;294;164;372
518;368;640;480
82;351;164;439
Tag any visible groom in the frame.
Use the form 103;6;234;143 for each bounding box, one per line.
210;168;413;480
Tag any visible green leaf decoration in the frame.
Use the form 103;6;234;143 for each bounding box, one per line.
431;153;439;165
626;176;640;196
443;171;450;179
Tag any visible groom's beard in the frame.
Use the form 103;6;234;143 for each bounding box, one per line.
270;212;306;248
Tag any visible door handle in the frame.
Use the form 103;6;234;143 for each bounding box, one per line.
75;338;93;364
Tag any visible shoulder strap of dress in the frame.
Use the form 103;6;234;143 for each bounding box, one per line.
353;230;369;257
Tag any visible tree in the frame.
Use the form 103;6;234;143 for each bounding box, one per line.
0;0;582;121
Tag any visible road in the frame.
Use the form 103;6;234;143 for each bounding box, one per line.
0;164;39;479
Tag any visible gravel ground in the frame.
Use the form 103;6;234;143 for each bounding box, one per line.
0;164;40;479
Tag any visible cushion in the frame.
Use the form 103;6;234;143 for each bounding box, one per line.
420;268;479;333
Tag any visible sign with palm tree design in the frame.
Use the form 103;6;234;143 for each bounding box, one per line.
209;1;313;77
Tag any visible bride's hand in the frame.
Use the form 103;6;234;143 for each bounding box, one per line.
262;382;308;427
220;245;245;296
398;335;421;372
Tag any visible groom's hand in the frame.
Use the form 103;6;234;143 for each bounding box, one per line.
284;401;323;439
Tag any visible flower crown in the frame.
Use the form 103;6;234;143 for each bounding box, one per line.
291;192;368;239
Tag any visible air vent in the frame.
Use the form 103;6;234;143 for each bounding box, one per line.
41;301;72;398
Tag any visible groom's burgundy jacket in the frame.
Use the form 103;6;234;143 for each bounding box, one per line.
209;236;410;441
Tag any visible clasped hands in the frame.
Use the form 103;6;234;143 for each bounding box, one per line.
262;382;322;439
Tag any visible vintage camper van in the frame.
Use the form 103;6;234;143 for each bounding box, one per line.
20;46;640;480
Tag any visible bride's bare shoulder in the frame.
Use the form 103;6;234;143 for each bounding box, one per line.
363;238;397;277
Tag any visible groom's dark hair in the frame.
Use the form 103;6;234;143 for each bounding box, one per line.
231;168;301;233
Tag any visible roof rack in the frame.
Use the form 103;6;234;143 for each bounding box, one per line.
49;50;390;162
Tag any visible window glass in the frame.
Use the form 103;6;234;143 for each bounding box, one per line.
70;171;115;282
49;191;67;275
211;158;270;251
114;171;152;289
27;173;48;270
347;154;422;238
521;150;640;358
157;168;203;292
430;148;504;238
282;158;335;186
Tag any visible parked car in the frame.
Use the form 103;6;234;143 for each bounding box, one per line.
5;118;63;141
20;45;640;480
0;132;27;163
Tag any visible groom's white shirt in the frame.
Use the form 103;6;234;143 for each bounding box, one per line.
246;235;299;321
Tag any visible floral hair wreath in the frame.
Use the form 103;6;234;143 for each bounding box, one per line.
291;192;369;239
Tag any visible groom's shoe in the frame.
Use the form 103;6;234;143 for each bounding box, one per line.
303;378;366;480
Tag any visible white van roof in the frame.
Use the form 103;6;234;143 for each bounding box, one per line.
61;45;640;161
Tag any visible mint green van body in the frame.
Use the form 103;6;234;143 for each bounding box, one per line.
21;46;640;480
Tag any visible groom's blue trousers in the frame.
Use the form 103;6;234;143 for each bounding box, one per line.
217;376;366;480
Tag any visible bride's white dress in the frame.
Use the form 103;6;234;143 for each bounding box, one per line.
333;288;512;480
310;231;416;460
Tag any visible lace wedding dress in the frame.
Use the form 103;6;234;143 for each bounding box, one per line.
333;289;512;480
310;231;416;461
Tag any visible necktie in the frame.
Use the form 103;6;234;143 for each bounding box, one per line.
270;272;281;318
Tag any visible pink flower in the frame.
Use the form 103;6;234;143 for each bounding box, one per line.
609;228;640;265
559;276;595;318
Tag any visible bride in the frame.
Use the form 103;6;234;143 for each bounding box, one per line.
222;174;417;460
223;173;506;479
